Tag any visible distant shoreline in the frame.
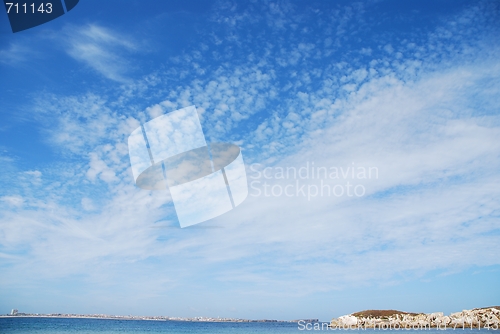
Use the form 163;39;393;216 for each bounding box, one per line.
0;314;317;323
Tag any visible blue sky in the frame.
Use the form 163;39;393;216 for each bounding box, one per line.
1;0;499;322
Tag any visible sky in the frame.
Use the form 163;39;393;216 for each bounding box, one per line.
0;0;499;322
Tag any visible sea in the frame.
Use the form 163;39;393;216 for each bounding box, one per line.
0;317;492;334
1;318;299;333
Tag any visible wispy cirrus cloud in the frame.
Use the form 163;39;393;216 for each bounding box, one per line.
64;24;137;82
0;43;31;65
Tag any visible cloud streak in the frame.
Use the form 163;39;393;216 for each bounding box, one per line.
64;24;137;82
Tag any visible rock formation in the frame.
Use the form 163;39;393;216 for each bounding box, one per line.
330;307;500;329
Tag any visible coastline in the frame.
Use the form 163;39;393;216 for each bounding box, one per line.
0;313;316;323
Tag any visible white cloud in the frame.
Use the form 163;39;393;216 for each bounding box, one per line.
0;43;30;65
86;152;118;183
383;44;394;54
81;197;95;211
0;195;24;207
33;93;126;155
24;170;42;185
146;104;165;119
64;24;137;82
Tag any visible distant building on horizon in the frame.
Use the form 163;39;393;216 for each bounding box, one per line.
11;309;18;315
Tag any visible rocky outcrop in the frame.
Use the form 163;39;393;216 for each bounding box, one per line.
330;307;500;329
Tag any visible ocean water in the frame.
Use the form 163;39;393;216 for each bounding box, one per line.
1;318;300;333
0;318;491;334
